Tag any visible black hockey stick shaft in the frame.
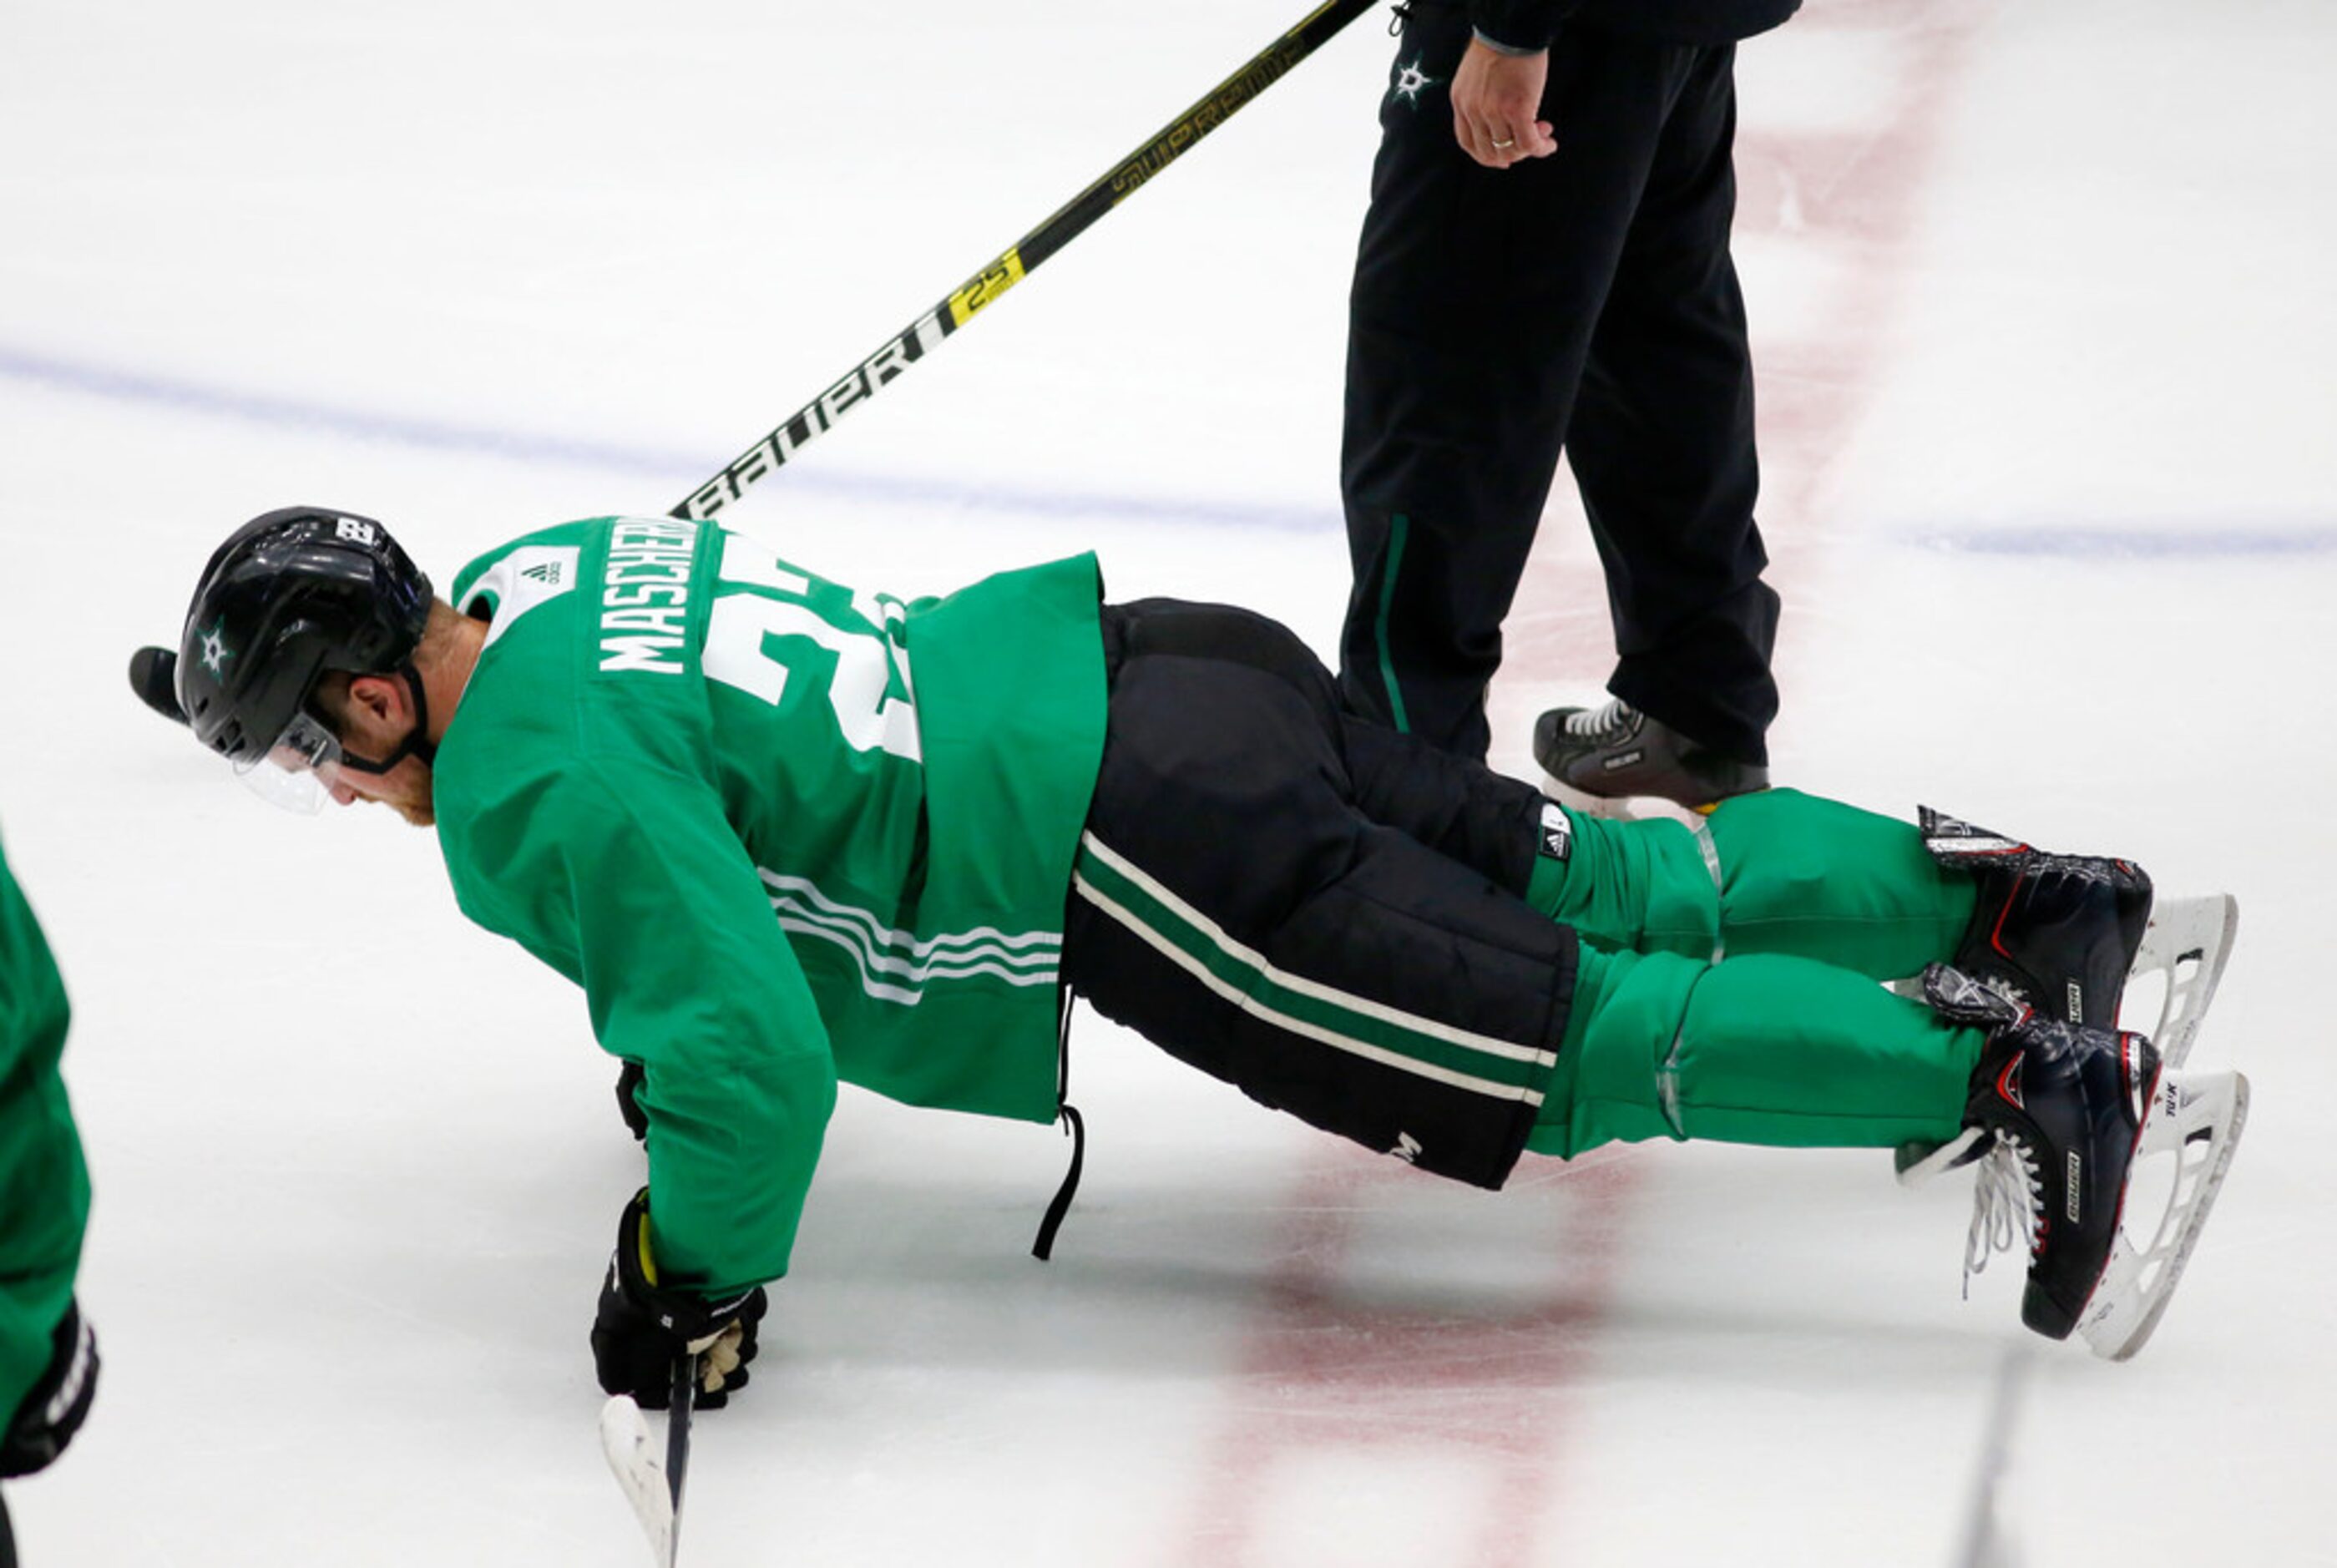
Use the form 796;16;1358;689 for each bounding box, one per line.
670;0;1379;521
666;1352;696;1562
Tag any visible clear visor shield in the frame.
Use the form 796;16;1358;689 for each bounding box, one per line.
234;709;347;814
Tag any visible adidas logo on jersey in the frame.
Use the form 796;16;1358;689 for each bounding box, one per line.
521;560;564;585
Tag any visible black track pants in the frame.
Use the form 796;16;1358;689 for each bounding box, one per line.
1063;599;1578;1189
1340;7;1778;762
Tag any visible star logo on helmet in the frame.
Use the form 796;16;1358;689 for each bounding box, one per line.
198;619;234;677
1389;57;1440;108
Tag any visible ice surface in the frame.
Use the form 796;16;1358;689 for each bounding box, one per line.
0;0;2329;1563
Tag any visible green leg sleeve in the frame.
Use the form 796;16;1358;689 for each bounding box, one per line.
1525;789;1976;979
1704;789;1975;979
1524;810;1722;960
1528;945;1982;1159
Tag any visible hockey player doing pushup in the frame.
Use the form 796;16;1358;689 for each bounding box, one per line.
143;506;2247;1405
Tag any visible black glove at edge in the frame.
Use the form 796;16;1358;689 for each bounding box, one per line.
589;1188;765;1410
1;1299;99;1478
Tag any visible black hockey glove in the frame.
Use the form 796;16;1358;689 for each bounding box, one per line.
614;1059;649;1142
1;1300;99;1478
590;1188;765;1410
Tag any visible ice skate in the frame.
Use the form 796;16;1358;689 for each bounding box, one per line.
1924;964;2247;1361
1921;806;2152;1029
1920;807;2236;1066
1531;699;1768;812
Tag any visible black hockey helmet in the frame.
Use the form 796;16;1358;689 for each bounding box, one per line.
176;507;433;775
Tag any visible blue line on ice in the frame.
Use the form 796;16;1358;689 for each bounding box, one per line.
18;343;2322;557
1909;524;2337;558
0;343;1340;534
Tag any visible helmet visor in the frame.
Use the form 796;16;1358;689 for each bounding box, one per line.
235;708;346;814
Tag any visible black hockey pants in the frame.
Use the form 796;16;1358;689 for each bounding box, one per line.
1061;599;1578;1189
1340;5;1779;762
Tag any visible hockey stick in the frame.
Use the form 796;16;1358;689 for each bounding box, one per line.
668;0;1380;521
665;1351;696;1557
599;1353;700;1567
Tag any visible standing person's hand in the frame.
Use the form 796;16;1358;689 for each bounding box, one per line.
1451;38;1557;168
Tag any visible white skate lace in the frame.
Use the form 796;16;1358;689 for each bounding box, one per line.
1562;698;1638;740
1895;1125;1983;1189
1962;1129;2044;1298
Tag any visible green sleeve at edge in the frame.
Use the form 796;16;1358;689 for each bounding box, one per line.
0;837;90;1421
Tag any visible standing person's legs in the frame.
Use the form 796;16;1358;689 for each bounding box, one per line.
1340;16;1678;758
1563;41;1778;769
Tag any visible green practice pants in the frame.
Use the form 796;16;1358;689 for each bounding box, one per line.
1522;789;1988;1158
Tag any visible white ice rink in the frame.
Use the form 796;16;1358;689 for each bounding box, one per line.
2;0;2331;1563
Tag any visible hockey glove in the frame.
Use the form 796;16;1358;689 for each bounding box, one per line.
614;1059;649;1142
590;1188;765;1410
1;1300;99;1478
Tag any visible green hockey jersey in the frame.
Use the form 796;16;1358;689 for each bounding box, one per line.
0;828;89;1425
436;518;1107;1296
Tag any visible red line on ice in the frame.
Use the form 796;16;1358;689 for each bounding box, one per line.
1182;4;1990;1561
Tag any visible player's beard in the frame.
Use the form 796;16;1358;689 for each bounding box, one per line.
350;762;435;827
388;775;436;828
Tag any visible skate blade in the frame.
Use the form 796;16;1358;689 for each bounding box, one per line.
2122;893;2238;1069
2074;1069;2249;1362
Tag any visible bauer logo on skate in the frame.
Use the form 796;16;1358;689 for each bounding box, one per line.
2067;1152;2083;1222
597;518;698;674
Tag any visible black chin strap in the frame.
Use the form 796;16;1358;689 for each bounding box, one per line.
336;660;436;774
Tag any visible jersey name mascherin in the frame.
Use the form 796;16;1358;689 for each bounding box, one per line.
599;518;699;673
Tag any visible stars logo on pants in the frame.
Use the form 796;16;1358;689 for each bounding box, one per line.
1389;57;1440;109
